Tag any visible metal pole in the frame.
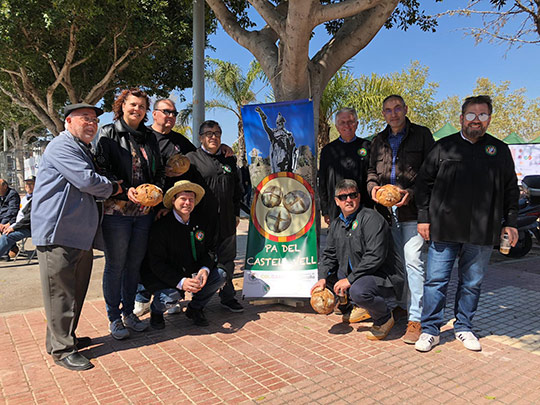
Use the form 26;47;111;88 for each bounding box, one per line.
192;0;205;147
3;128;7;152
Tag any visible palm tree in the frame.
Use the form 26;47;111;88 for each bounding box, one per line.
180;58;264;165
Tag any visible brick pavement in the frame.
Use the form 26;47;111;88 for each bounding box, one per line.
1;244;540;404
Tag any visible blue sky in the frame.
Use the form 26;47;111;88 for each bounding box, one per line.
104;2;540;147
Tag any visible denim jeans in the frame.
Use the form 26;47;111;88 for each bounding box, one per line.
0;228;31;257
102;214;154;322
150;267;226;314
391;220;426;322
421;241;493;336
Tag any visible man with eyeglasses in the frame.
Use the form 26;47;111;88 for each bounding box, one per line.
186;120;244;313
312;179;402;340
366;95;434;344
414;95;519;353
31;103;122;370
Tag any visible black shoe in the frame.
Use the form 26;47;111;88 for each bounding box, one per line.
150;312;165;330
75;336;92;350
54;353;94;371
185;306;209;326
220;299;244;313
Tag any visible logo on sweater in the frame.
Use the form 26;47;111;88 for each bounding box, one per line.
195;230;205;241
222;164;232;173
485;145;497;156
357;148;367;157
352;220;359;230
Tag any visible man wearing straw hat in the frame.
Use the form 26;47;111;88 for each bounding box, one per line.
140;180;227;328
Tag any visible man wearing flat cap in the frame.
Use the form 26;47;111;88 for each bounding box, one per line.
32;103;122;371
140;180;226;328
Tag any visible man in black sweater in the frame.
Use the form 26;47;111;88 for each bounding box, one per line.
414;95;519;353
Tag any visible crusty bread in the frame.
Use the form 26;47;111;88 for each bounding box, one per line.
166;154;190;177
310;287;335;315
134;184;163;207
375;184;402;207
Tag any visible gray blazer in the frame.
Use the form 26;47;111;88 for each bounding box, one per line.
31;131;113;250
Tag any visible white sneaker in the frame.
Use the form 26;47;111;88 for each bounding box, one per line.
134;301;150;317
167;302;182;314
455;331;482;351
110;319;130;340
123;313;149;332
415;333;440;352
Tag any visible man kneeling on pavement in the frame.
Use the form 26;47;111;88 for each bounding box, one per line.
312;179;403;340
140;180;227;328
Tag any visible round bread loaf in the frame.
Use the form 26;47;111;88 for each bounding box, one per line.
261;185;283;208
283;190;311;214
166;154;190;177
265;206;291;233
134;184;163;207
310;287;335;315
375;184;402;207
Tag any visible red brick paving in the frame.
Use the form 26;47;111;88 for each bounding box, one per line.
1;253;540;404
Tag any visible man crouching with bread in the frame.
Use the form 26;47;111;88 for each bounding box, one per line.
311;179;403;340
140;180;226;328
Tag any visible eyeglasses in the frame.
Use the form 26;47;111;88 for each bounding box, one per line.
200;130;222;138
464;112;490;122
156;109;178;117
383;106;404;115
74;116;99;124
335;192;359;201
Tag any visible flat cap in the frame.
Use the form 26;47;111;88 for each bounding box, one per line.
64;103;104;117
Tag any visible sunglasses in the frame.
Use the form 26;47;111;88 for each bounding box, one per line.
156;109;179;117
335;192;359;201
464;112;490;122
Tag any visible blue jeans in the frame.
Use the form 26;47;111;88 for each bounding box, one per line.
391;220;426;322
0;228;31;257
421;241;493;336
150;267;226;313
102;214;154;322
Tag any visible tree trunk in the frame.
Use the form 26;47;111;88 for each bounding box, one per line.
237;117;247;166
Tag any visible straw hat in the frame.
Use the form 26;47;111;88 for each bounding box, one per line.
163;180;205;209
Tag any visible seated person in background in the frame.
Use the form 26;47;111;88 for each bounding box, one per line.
140;180;226;328
311;179;403;340
0;176;35;259
0;178;21;225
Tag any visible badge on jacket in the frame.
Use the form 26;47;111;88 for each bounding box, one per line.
352;220;359;230
357;148;367;157
195;230;205;241
222;164;232;173
485;145;497;156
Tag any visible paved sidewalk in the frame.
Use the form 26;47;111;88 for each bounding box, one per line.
1;235;540;404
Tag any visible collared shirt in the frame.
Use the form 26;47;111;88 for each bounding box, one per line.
201;144;222;155
460;131;476;144
173;209;189;225
388;129;405;184
338;209;359;227
338;135;358;144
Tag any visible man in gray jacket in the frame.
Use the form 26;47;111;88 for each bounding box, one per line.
32;103;122;371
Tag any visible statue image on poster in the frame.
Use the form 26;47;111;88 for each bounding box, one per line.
255;106;299;173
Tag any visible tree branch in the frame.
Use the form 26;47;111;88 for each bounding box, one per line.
312;1;399;88
314;0;384;25
248;0;286;37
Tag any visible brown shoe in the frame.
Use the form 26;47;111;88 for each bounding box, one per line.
402;321;422;344
8;245;19;258
366;313;394;340
342;305;371;323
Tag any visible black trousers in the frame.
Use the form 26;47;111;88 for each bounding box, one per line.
327;273;393;325
38;245;93;360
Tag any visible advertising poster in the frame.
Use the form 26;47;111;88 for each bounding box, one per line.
509;144;540;181
241;99;318;298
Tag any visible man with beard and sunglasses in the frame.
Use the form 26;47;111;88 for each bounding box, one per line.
312;179;403;341
414;95;519;353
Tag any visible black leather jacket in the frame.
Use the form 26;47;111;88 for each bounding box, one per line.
95;120;164;200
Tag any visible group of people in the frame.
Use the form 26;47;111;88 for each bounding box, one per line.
316;94;519;352
31;89;243;371
27;89;518;372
